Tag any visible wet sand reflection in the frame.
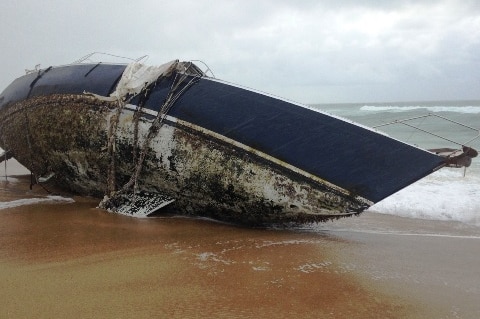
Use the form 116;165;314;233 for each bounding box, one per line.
0;178;408;318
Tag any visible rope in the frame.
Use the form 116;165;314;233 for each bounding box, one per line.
130;81;156;193
1;129;7;181
119;71;202;196
99;64;202;208
23;112;35;190
22;108;52;193
23;66;53;189
105;99;125;196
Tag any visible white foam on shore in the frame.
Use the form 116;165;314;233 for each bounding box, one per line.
368;168;480;226
0;196;75;210
0;176;20;183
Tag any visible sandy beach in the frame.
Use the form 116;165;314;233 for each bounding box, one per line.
0;173;479;319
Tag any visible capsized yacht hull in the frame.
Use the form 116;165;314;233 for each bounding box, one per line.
0;61;449;225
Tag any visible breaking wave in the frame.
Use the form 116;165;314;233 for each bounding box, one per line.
368;168;480;226
361;105;480;114
0;196;75;210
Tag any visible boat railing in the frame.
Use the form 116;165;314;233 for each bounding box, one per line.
71;52;149;64
372;113;480;148
71;54;216;79
189;60;216;78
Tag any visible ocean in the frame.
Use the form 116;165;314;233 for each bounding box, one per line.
311;100;480;228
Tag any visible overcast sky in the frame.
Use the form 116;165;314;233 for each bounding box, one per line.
1;0;479;104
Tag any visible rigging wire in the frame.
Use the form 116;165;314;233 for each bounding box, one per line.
72;52;149;64
99;61;203;209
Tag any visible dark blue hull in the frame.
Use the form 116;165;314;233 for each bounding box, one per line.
0;62;447;224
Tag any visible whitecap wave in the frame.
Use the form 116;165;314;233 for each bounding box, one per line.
361;105;480;114
368;168;480;226
0;196;75;210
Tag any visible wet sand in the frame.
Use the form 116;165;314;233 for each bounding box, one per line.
1;176;479;318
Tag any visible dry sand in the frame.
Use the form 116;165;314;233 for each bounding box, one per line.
1;175;479;318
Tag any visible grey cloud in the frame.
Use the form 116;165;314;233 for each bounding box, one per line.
1;0;479;103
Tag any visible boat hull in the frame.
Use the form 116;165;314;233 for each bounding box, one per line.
0;93;368;224
0;61;447;225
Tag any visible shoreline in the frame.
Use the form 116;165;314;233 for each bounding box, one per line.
329;226;480;318
0;210;412;318
1;176;479;318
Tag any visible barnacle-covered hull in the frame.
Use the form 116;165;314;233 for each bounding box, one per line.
0;93;368;224
0;61;449;225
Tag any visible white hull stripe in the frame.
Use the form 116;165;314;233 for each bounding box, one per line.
124;104;372;205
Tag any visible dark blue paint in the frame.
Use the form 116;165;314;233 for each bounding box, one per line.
0;64;445;203
150;76;445;203
0;64;126;106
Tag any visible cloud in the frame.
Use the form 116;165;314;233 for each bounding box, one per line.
1;0;479;103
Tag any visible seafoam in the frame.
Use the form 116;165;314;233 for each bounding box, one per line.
368;168;480;226
314;101;480;227
0;196;74;210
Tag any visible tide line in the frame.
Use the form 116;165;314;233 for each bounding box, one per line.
0;196;74;210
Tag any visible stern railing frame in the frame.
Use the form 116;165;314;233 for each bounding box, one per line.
372;113;480;150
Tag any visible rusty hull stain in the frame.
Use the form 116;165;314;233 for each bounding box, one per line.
0;94;370;225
